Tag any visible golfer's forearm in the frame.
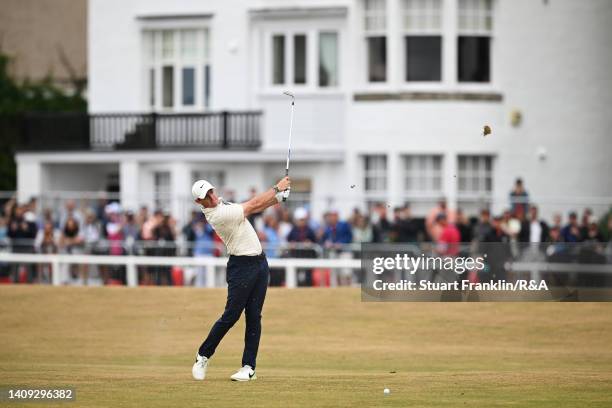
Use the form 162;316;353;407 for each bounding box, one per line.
243;188;277;216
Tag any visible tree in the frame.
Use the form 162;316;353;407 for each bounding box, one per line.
0;53;86;190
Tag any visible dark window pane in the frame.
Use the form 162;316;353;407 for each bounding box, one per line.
367;36;386;82
293;35;307;84
149;68;155;107
319;32;338;87
405;36;442;81
204;65;210;108
182;67;195;106
162;66;173;108
458;36;490;82
272;35;285;84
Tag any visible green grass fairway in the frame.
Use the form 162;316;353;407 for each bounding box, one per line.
1;286;612;407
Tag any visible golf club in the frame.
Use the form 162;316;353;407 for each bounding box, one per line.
282;91;295;201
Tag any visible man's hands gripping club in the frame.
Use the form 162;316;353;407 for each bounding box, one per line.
275;176;291;202
242;177;291;217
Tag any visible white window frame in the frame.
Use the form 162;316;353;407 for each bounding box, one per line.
354;0;496;93
153;171;171;211
262;26;342;93
402;154;444;199
456;0;494;86
140;20;212;112
401;0;445;86
362;154;388;203
456;154;493;200
362;0;389;86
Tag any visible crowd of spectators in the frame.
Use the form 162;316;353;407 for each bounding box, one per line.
0;178;610;285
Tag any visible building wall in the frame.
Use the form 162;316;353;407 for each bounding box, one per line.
18;0;612;222
0;0;87;88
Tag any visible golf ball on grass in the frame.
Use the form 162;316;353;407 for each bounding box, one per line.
384;388;390;395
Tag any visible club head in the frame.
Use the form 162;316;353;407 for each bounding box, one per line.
283;91;295;102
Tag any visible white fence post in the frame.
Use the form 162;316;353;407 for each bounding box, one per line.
126;258;137;287
286;262;297;288
51;256;61;286
205;261;216;288
330;268;338;288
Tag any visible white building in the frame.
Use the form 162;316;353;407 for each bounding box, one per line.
15;0;612;224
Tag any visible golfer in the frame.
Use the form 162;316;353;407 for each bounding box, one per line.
191;176;291;382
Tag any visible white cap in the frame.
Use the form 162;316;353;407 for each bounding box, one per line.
105;202;122;214
191;179;215;200
294;207;308;220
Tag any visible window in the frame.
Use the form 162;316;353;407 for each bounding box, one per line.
270;31;340;88
143;28;211;110
364;0;387;82
162;66;174;108
457;155;493;196
402;0;443;81
154;171;171;211
293;35;307;84
457;0;493;82
272;35;285;85
182;68;195;106
192;171;225;191
403;155;443;194
319;32;338;87
363;155;388;193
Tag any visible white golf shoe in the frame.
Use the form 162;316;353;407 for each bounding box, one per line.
192;354;208;380
230;365;256;382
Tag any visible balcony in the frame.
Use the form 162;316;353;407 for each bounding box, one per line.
15;111;262;151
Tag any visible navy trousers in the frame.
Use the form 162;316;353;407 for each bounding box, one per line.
199;253;269;369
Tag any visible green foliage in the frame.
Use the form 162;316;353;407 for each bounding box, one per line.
0;53;87;190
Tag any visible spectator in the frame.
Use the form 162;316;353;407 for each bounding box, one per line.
0;215;7;244
501;209;521;241
192;218;216;287
103;204;125;284
435;213;460;256
520;205;549;243
583;216;604;243
136;205;150;229
509;178;529;215
182;210;203;257
122;210;140;253
351;211;373;244
81;209;101;249
286;207;318;287
552;213;563;230
474;209;493;242
392;205;420;243
455;209;473;242
321;210;352;248
152;212;176;285
59;199;83;230
482;216;511;281
60;216;85;283
277;207;293;244
580;208;593;239
288;208;317;244
371;203;392;243
34;221;59;283
81;209;103;283
426;199;456;241
8;204;37;282
0;215;8;280
561;211;582;242
260;211;281;258
141;209;161;241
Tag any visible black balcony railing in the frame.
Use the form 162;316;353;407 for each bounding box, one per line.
14;111;262;151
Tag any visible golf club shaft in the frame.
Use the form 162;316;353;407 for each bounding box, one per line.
285;100;294;176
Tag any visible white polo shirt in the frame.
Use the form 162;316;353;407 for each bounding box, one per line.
201;200;262;256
